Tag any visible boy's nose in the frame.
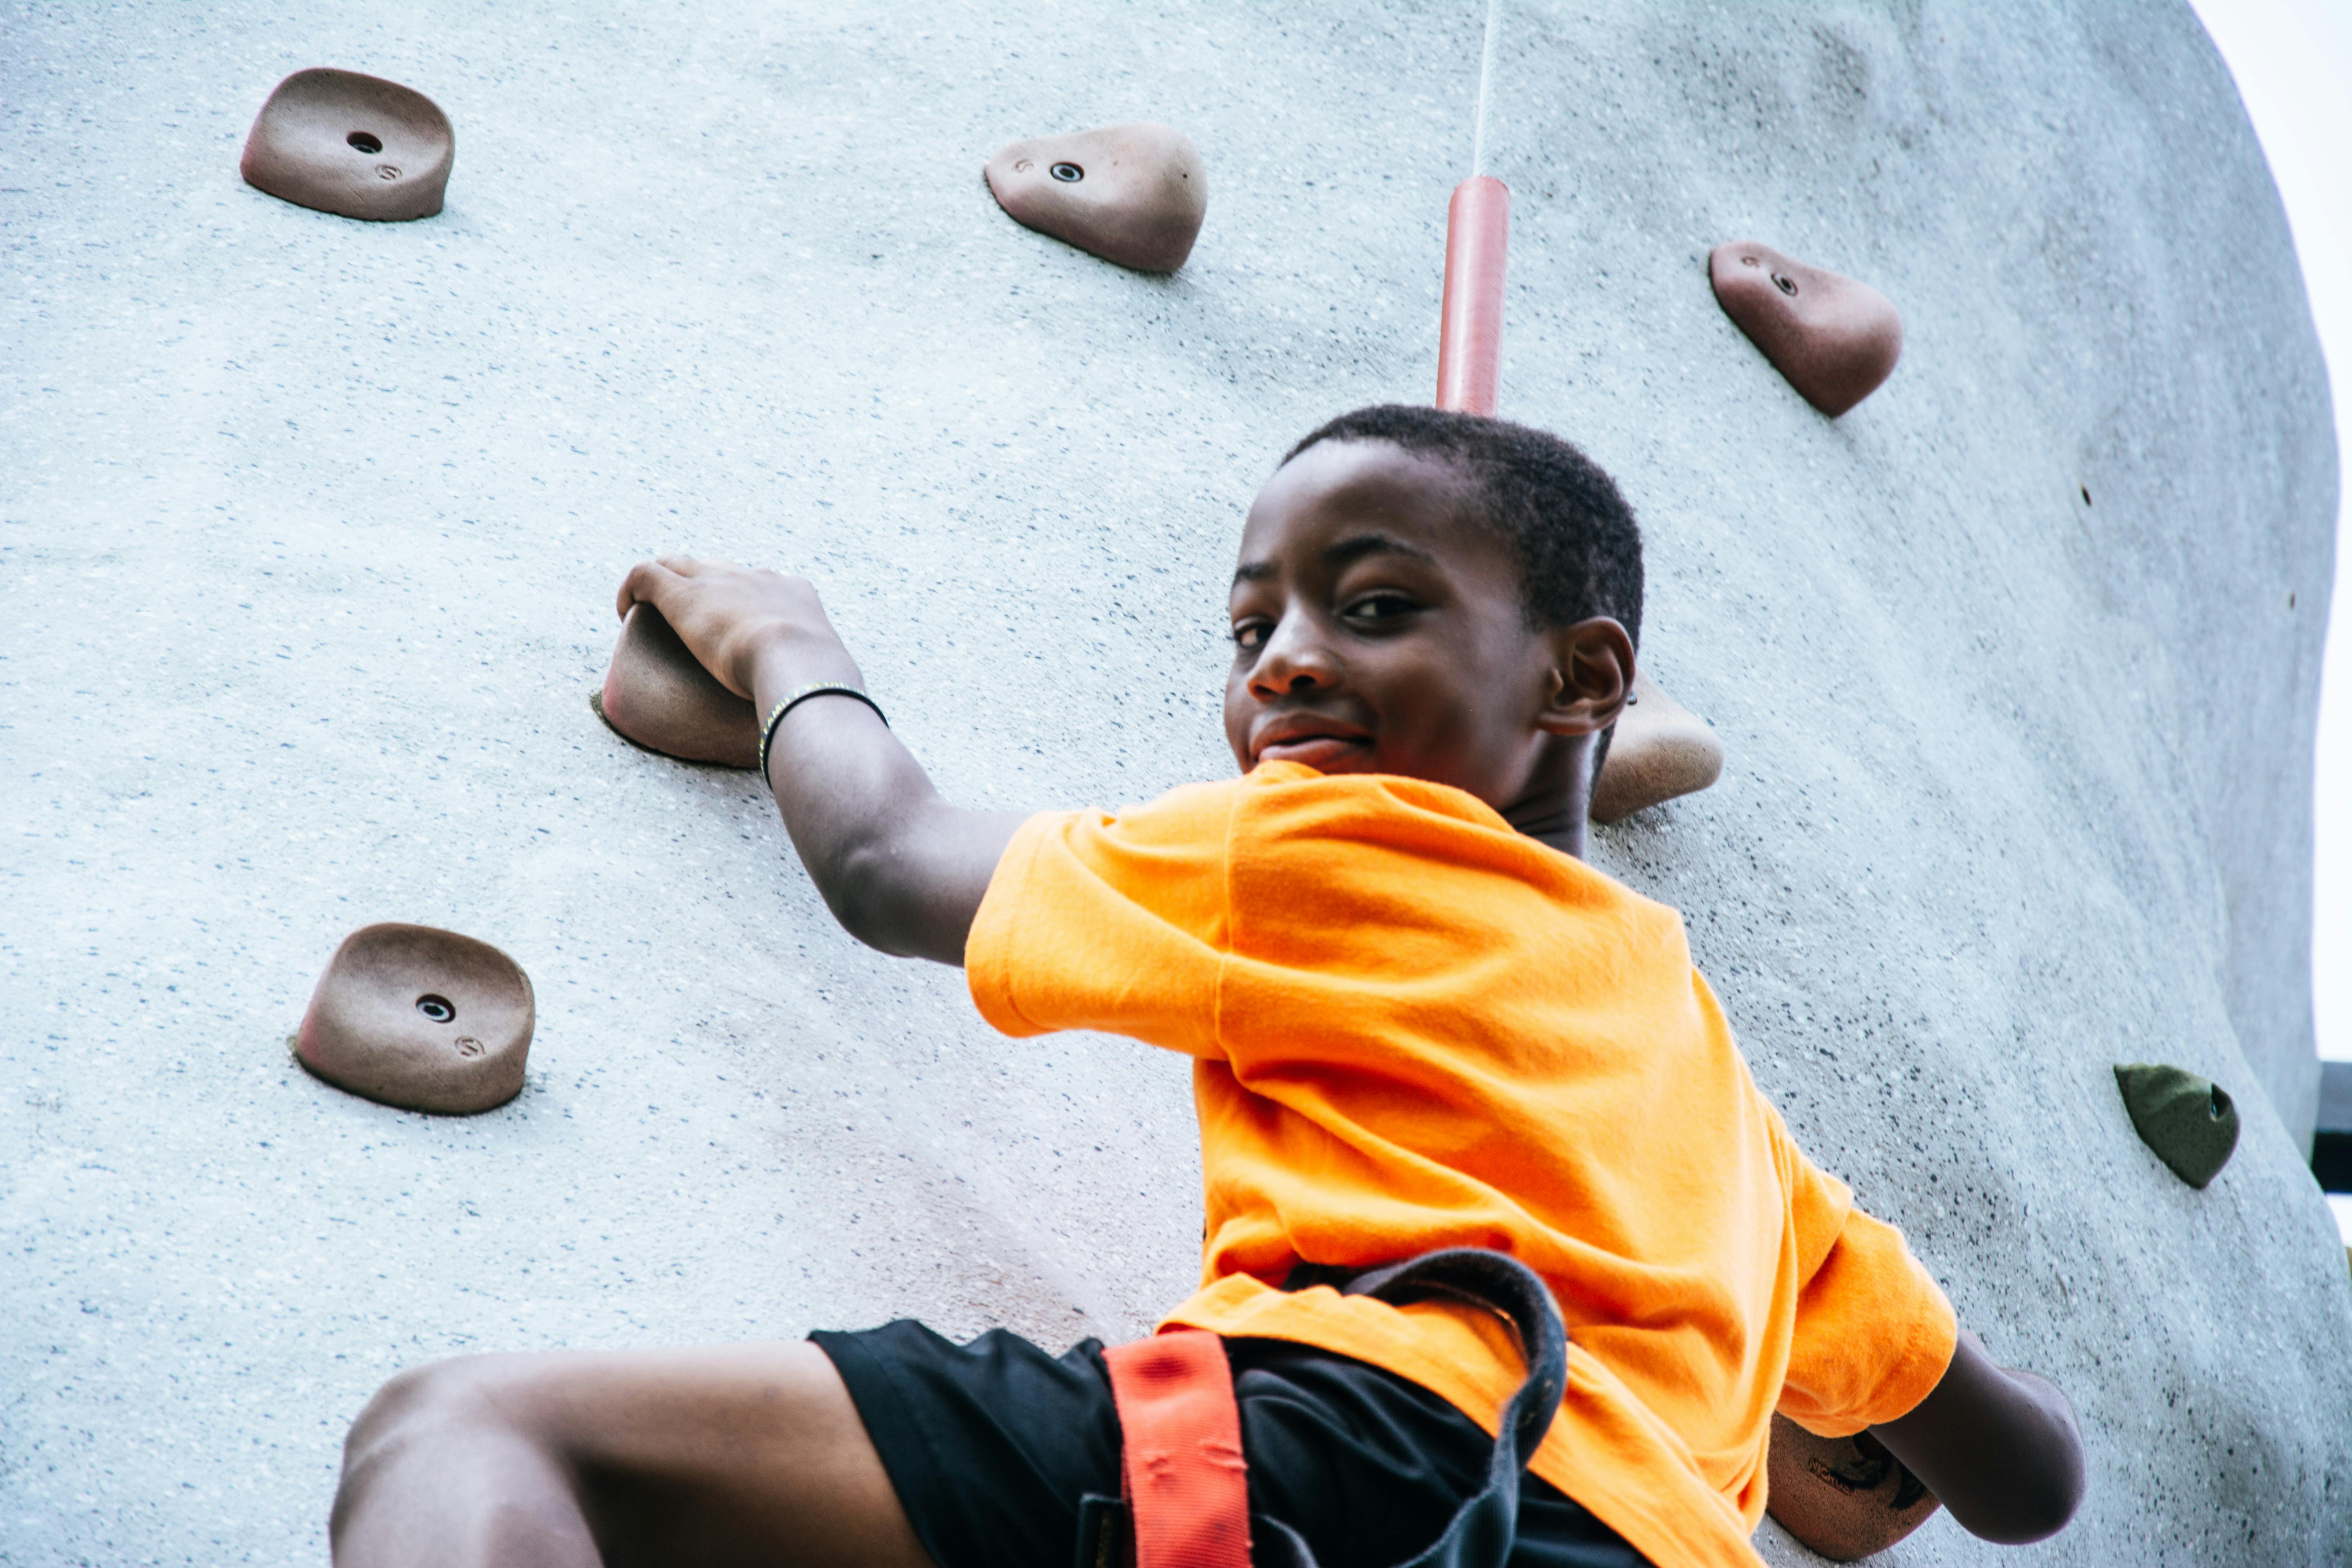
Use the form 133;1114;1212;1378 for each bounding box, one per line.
1250;618;1338;697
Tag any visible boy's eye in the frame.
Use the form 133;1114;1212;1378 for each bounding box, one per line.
1231;619;1270;651
1342;592;1419;627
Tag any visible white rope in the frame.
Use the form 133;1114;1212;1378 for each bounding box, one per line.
1470;0;1504;177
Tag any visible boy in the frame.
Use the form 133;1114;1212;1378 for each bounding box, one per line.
329;408;2083;1568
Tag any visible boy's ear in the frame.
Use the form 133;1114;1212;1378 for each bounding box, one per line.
1537;617;1635;736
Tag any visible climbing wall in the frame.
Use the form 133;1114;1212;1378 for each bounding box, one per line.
0;1;2342;1562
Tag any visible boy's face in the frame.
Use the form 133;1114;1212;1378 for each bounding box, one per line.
1224;438;1630;826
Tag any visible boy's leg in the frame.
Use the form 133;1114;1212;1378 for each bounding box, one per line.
330;1340;935;1568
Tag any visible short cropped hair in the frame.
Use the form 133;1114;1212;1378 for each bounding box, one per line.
1283;406;1644;651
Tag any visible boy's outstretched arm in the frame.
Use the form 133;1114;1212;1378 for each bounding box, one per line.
1867;1328;2085;1544
618;556;1026;966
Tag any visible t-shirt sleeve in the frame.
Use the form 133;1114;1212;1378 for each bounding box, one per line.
1771;1115;1960;1437
964;783;1236;1058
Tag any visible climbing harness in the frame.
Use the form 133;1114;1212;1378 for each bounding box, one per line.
1077;1249;1569;1568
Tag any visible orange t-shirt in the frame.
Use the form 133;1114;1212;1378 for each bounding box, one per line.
965;762;1955;1568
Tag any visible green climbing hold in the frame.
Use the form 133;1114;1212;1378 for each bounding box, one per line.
2114;1063;2239;1190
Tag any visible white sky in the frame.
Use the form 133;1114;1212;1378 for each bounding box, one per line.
2187;0;2350;1067
2190;0;2352;1246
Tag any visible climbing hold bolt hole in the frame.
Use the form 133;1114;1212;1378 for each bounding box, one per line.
2209;1087;2231;1120
416;994;456;1024
347;131;383;155
1771;272;1798;296
2289;590;2297;610
2080;484;2092;506
1050;161;1084;183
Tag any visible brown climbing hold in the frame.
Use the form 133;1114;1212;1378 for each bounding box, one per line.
595;603;759;770
1708;241;1901;417
1764;1413;1942;1561
1591;671;1725;824
985;123;1206;273
295;924;532;1114
241;68;454;222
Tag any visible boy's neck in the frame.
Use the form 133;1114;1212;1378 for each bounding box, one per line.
1496;735;1596;860
1502;798;1588;860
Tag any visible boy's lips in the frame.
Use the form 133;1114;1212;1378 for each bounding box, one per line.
1251;713;1372;768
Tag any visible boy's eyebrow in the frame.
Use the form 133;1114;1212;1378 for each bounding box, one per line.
1230;534;1438;587
1323;533;1437;569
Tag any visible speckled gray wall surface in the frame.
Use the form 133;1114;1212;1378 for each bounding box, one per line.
1;2;2342;1563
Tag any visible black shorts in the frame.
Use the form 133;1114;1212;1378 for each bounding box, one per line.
812;1321;1652;1568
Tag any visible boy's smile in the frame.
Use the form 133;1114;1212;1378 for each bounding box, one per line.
1224;438;1633;852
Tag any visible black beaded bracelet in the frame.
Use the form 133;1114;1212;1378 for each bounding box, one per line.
758;683;889;786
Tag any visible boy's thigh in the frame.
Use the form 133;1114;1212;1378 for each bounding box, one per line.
435;1339;935;1568
811;1322;1126;1568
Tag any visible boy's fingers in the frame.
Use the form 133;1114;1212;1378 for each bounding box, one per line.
655;554;752;577
617;559;684;621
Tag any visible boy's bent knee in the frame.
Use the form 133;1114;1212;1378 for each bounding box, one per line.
332;1355;607;1566
347;1356;527;1447
334;1356;559;1516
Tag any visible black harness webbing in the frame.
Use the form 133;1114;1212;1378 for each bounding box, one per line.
1080;1249;1569;1568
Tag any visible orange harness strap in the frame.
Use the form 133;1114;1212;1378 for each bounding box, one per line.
1100;1330;1254;1568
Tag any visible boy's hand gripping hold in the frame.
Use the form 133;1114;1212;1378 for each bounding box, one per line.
617;555;1024;965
